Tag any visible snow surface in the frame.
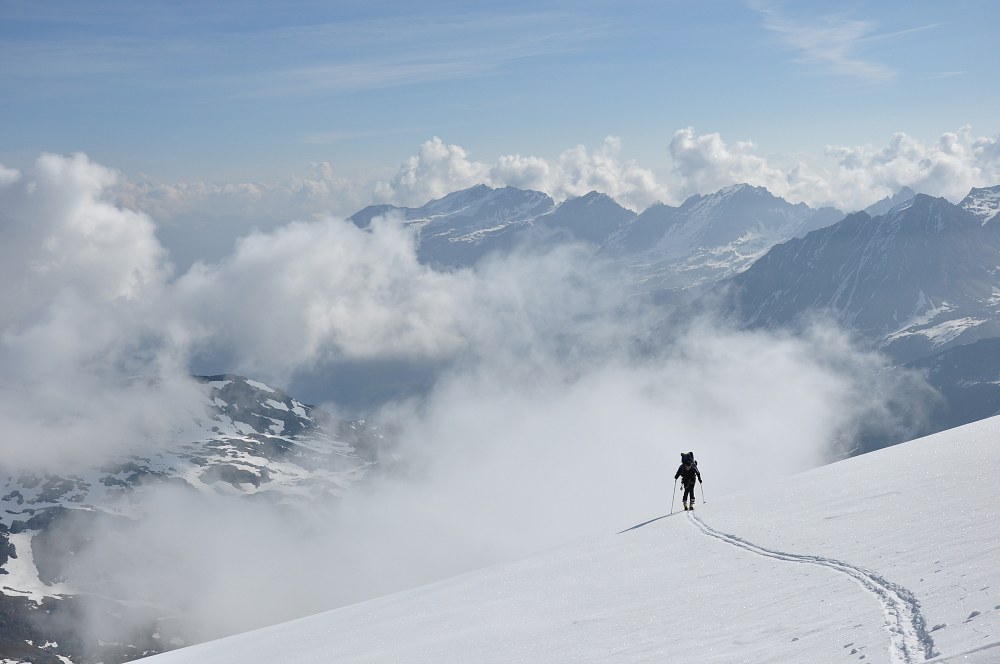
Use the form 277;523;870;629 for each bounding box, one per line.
245;379;275;393
886;316;986;347
144;416;1000;664
961;187;1000;224
1;533;73;602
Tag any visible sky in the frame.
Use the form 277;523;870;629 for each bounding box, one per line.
2;0;999;218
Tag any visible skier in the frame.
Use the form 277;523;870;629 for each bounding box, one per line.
674;452;702;511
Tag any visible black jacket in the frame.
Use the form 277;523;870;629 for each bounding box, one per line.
674;462;701;485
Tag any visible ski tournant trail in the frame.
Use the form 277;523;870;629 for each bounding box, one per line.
687;513;937;663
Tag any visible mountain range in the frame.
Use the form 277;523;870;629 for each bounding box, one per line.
349;182;847;291
351;183;999;298
715;189;1000;437
723;193;1000;361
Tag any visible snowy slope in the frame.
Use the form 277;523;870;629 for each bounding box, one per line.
535;191;636;244
601;184;844;292
143;415;1000;664
348;185;555;268
864;187;917;218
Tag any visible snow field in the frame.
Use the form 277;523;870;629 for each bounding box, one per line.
143;415;1000;664
2;533;73;603
143;517;889;663
704;416;1000;661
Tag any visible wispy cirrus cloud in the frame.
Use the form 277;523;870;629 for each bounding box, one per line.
747;1;897;82
919;71;965;81
2;7;600;102
242;12;597;98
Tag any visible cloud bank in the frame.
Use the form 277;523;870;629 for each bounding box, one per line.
172;214;472;382
116;162;372;271
0;153;203;470
372;135;669;212
667;126;1000;210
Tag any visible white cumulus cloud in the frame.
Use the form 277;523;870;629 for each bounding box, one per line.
668;126;1000;210
826;128;1000;205
374;136;669;212
668;128;786;202
171;214;474;383
542;136;669;211
0;153;203;470
373;137;491;207
1;153;169;330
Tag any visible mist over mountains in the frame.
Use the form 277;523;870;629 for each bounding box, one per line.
345;179;1000;448
2;153;1000;663
0;376;382;662
5;0;999;655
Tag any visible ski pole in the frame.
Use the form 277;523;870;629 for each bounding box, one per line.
700;482;706;504
670;478;678;514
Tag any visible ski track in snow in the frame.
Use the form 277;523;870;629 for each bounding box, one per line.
688;513;937;664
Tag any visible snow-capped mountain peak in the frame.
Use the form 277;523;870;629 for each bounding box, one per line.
714;182;766;199
725;193;1000;365
348;184;555;268
418;183;501;218
863;186;917;217
600;183;843;290
535;190;636;244
960;184;1000;224
576;190;615;206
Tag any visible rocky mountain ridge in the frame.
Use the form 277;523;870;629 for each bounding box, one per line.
959;184;1000;223
723;194;1000;362
601;183;845;291
349;185;555;268
0;375;384;664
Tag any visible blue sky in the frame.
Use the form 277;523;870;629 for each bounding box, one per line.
2;0;998;209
